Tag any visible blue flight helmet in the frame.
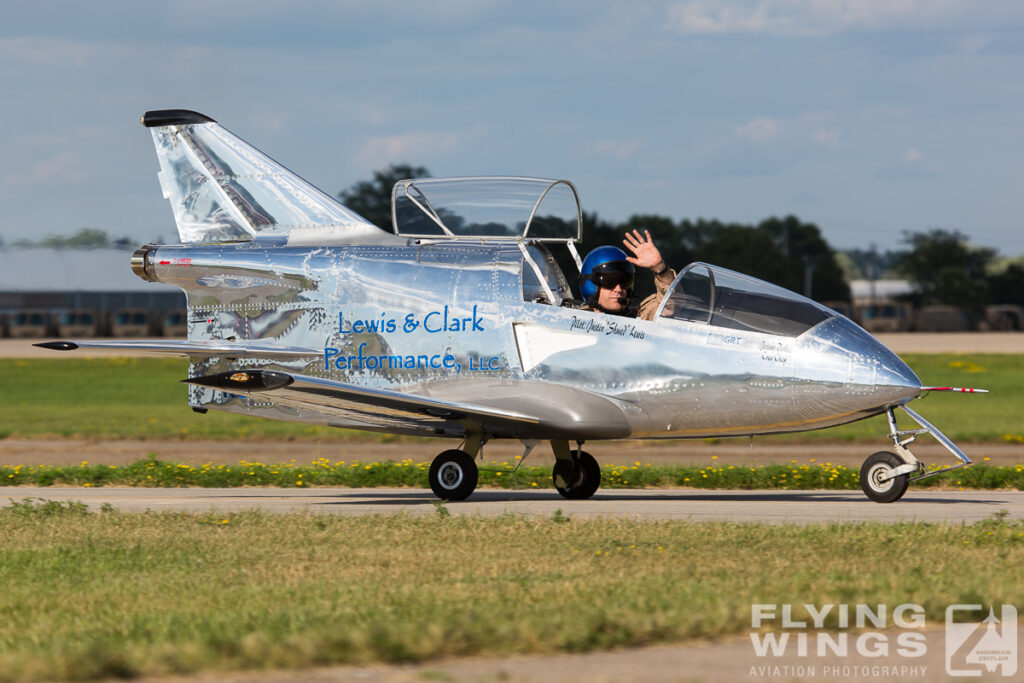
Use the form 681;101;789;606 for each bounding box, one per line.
579;246;636;304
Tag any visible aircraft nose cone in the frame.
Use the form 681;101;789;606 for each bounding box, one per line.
872;347;921;391
803;316;921;402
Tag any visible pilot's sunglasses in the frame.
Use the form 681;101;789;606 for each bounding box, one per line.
591;272;634;289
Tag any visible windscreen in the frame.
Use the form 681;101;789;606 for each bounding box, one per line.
658;265;712;323
522;244;573;304
659;263;833;337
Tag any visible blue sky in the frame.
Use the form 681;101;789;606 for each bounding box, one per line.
2;1;1023;255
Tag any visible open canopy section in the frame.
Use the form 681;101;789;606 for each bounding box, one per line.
391;177;582;241
656;263;835;337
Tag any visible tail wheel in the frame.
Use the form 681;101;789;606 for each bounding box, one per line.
859;451;910;503
553;450;601;500
428;449;478;501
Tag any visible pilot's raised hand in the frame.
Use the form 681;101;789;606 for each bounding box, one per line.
623;229;668;275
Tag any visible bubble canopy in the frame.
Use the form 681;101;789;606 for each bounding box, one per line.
656;262;836;337
391;177;582;241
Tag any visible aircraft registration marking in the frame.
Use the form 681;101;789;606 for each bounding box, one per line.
707;332;744;346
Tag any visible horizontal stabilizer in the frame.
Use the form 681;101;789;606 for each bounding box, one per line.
34;339;321;360
142;109;389;245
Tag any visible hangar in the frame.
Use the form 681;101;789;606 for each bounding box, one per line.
0;247;184;337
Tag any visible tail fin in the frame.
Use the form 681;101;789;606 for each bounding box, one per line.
142;109;386;245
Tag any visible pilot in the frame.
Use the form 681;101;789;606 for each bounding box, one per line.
578;229;675;320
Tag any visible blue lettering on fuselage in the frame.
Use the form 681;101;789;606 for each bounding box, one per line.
423;305;484;333
340;307;483;335
329;306;490;374
324;345;465;373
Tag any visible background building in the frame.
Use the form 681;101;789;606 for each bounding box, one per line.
0;248;184;337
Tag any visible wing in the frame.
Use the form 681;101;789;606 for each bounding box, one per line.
34;339;321;360
141;109;392;245
184;370;633;441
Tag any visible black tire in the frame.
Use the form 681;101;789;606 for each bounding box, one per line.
428;449;478;501
859;451;910;503
553;450;601;500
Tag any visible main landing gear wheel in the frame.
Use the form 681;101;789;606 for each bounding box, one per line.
553;450;601;500
859;451;910;503
428;449;478;501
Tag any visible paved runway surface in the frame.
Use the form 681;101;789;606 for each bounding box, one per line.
134;628;1005;683
9;486;1024;523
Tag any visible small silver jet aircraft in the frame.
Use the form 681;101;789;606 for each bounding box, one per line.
39;109;984;503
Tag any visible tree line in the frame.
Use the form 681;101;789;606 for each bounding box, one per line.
6;165;1018;318
340;165;1024;317
3;227;136;251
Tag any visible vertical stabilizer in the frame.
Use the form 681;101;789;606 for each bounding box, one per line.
141;109;385;244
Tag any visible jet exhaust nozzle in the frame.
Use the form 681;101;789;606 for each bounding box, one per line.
131;245;157;282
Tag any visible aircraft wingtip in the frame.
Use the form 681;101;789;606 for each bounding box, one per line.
34;341;79;351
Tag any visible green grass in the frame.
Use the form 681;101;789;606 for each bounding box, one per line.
1;500;1022;681
3;456;1024;490
0;358;371;441
0;355;1019;442
776;354;1024;444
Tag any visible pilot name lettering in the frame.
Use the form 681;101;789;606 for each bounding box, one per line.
606;321;645;340
570;316;604;334
570;316;644;340
340;305;484;335
760;341;789;363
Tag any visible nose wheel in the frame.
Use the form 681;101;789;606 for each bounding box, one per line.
859;451;910;503
428;449;478;501
858;405;975;503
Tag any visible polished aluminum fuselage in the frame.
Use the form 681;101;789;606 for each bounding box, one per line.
138;238;922;442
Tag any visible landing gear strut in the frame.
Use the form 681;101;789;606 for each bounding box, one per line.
858;405;973;503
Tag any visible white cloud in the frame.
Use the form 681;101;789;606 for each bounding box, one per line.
958;33;993;54
876;146;938;179
812;127;839;148
735;117;779;143
664;0;979;36
4;152;87;186
902;147;922;163
0;37;119;68
353;131;460;169
664;3;774;34
591;138;641;161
